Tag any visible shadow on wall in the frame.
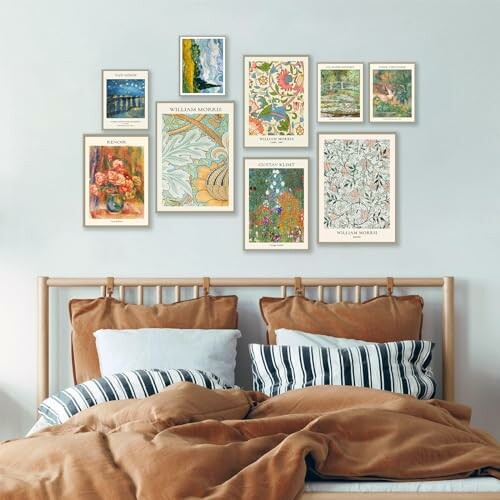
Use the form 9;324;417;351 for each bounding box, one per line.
0;390;33;440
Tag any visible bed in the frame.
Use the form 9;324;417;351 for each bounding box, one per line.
15;276;497;499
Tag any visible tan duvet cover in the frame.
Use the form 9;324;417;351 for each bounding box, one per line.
0;383;499;499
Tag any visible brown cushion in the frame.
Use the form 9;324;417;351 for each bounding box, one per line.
260;295;423;344
69;296;238;384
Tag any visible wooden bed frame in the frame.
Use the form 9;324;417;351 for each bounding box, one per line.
36;275;498;498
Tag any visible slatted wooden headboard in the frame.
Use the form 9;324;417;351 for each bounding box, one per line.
37;276;454;406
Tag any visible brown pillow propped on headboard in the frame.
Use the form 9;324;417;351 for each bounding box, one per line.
69;295;238;384
260;295;423;345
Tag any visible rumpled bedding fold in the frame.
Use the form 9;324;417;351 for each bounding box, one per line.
0;383;498;499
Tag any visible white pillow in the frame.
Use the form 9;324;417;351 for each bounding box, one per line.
94;328;241;385
275;328;373;349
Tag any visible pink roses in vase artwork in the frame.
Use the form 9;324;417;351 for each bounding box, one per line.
89;147;144;217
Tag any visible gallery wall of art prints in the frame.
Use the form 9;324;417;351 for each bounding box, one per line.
89;41;416;249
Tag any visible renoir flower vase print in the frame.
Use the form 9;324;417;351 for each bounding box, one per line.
156;102;234;211
84;135;149;226
317;63;363;122
370;63;415;122
245;159;308;250
102;70;148;130
318;134;395;243
244;56;308;147
180;36;225;95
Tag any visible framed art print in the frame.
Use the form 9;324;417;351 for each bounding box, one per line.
245;158;308;250
84;135;149;226
318;133;395;243
317;63;363;122
156;102;234;211
370;63;415;122
180;36;225;95
102;70;148;129
244;56;309;148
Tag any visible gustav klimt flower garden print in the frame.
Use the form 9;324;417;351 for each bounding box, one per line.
157;102;233;211
245;160;308;250
319;134;395;243
245;57;308;147
85;135;149;226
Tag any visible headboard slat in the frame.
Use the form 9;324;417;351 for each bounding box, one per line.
136;286;144;305
156;286;162;304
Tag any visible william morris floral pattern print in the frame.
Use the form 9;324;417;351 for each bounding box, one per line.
246;57;308;146
323;137;392;230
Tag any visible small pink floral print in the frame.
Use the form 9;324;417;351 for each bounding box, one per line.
323;138;391;230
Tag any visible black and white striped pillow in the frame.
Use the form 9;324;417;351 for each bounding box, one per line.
39;368;230;425
249;341;435;399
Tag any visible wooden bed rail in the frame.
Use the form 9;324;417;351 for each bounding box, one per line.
37;276;454;406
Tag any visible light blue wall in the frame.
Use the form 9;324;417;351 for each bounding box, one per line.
1;0;499;440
